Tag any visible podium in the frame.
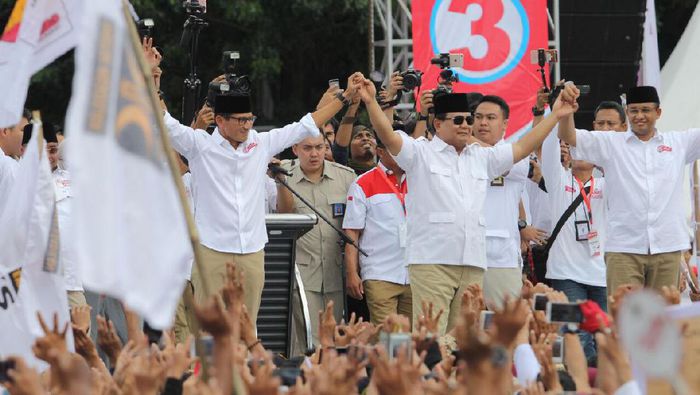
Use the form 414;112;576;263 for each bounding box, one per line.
257;214;316;356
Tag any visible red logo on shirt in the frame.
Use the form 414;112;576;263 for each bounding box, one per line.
244;142;258;153
347;196;353;201
565;185;575;193
657;145;672;153
591;189;603;199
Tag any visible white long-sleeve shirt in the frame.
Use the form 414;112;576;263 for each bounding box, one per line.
571;128;700;254
163;112;319;253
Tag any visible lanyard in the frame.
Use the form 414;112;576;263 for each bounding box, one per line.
574;176;594;225
377;168;407;214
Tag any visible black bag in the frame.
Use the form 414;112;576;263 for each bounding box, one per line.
525;186;590;284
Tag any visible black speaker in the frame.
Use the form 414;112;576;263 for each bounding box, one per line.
555;0;647;129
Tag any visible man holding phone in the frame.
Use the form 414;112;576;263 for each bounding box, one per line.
558;85;700;293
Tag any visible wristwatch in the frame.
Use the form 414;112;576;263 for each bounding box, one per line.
418;113;429;121
335;91;351;106
532;106;545;116
518;219;527;231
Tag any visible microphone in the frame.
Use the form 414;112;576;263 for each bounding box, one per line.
268;163;292;177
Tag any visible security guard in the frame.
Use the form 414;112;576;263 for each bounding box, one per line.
278;133;356;354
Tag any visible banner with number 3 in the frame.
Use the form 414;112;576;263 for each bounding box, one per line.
412;0;548;139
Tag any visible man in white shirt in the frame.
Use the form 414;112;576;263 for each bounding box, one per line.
0;113;29;214
359;75;578;333
558;85;698;293
162;77;359;325
541;122;608;363
343;139;410;326
473;95;530;309
592;101;627;132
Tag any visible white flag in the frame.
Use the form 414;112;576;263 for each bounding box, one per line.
66;0;191;329
0;121;74;369
638;0;661;91
0;0;82;128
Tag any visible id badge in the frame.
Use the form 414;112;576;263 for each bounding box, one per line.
398;223;407;248
587;230;601;257
575;220;590;241
490;176;505;187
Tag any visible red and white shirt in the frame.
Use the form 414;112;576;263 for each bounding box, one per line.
342;163;409;285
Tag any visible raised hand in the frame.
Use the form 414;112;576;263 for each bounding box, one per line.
358;77;377;103
96;315;123;367
418;301;444;334
70;305;92;334
419;90;434;116
552;83;580;118
334;312;367;348
243;354;280;395
384;71;404;101
162;332;194;379
492;297;529;347
142;37;162;69
318;301;337;348
3;357;45;395
32;312;69;364
193;295;233;338
191;104;215;130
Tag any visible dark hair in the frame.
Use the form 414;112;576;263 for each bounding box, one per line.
594;101;626;124
477;95;510;119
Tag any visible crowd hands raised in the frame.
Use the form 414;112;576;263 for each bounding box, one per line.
4;259;682;395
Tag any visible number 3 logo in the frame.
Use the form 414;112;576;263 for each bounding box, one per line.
430;0;530;84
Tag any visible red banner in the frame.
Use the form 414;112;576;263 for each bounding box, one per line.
412;0;548;139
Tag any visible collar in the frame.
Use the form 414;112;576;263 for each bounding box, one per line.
292;160;334;184
429;135;450;152
624;128;662;142
495;139;506;146
0;146;5;157
212;127;255;150
378;161;406;183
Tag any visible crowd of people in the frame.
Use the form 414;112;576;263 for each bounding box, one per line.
1;33;700;394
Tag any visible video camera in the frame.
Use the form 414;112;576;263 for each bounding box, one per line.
183;0;206;14
429;53;464;111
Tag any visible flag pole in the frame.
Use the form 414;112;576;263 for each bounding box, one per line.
120;1;214;381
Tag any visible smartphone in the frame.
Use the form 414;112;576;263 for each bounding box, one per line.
530;48;558;64
380;332;412;360
328;78;340;89
480;310;494;331
272;367;302;387
448;53;464;68
532;293;548;311
0;359;16;382
143;321;163;346
546;302;583;324
685;269;699;293
191;335;214;365
551;336;565;364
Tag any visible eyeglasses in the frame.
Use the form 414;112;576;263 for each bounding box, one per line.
228;116;257;124
443;115;474;126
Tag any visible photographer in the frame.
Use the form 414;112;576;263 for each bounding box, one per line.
359;73;578;334
161;70;363;329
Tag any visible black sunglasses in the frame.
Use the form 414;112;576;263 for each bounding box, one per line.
443;115;474;126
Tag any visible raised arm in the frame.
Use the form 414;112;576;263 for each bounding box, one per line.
556;83;581;147
512;84;579;163
359;76;403;156
310;72;363;128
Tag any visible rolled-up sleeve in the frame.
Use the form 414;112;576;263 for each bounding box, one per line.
392;131;417;171
570;129;609;167
264;113;320;157
485;143;514;179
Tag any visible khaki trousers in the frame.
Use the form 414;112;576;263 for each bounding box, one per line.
192;246;266;325
290;287;344;356
67;290;88;307
483;267;523;310
408;264;484;335
363;280;412;327
605;251;681;295
173;281;194;344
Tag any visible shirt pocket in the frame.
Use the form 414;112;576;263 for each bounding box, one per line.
429;164;452;188
369;194;398;221
485;229;512;262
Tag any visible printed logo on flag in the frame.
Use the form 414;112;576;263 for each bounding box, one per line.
412;0;547;139
430;0;530;84
0;268;21;309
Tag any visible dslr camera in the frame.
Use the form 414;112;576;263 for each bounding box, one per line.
206;51;251;106
399;69;423;92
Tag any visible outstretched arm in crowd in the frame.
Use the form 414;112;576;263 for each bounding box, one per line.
511;83;579;163
556;83;582;147
310;73;364;129
359;76;404;156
